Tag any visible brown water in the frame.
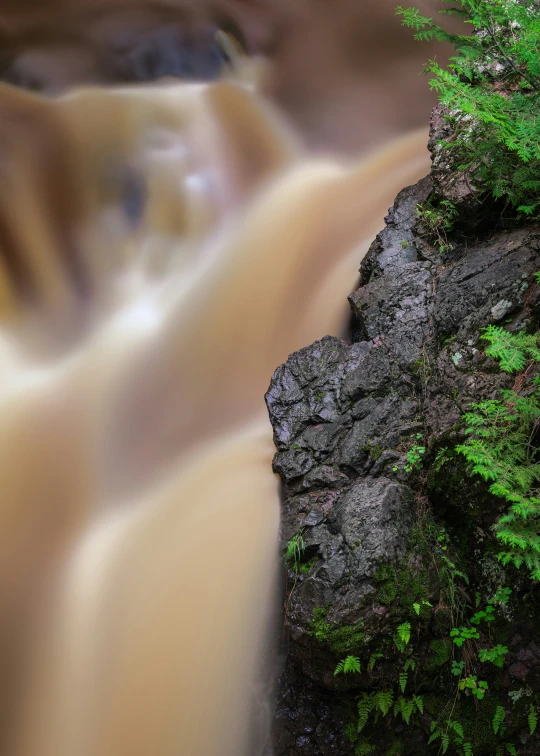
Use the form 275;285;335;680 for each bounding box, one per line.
0;67;431;755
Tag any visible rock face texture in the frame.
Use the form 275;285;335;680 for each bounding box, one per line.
266;146;540;754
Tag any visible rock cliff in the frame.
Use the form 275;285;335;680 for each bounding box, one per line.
266;117;540;755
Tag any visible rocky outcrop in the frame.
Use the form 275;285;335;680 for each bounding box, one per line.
266;154;540;754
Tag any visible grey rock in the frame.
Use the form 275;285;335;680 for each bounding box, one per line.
266;148;540;755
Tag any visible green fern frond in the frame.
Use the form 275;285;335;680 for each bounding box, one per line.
493;705;506;735
528;705;538;735
335;655;361;676
357;694;374;733
373;690;394;717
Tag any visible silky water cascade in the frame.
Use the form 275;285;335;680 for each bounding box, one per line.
0;46;431;756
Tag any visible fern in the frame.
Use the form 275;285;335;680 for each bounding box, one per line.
395;622;412;652
428;721;450;754
448;720;464;741
528;704;538;735
413;695;424;715
483;326;540;373
394;696;415;725
357;694;373;733
462;744;473;756
505;745;517;756
397;1;540;217
493;705;506;735
457;327;540;579
335;655;362;676
399;671;408;693
373;690;394;717
368;652;383;672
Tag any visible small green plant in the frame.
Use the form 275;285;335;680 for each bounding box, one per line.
493;705;506;736
405;435;426;473
428;719;471;755
395;622;412;652
394;695;424;725
397;0;540;218
528;705;538;735
335;655;362;675
478;644;509;668
496;745;518;756
368;652;384;673
459;675;488;700
452;660;465;677
457;325;540;580
450;626;480;647
413;599;432;615
285;531;305;572
469;604;495;625
417;199;458;253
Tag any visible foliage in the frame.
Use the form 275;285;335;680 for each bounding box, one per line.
470;586;510;623
429;719;472;755
493;705;506;735
397;0;540;217
285;531;305;572
413;599;432;615
405;434;426;473
528;704;538;735
394;622;412;651
354;690;423;735
496;745;518;756
417;198;458;253
338;571;529;753
335;655;362;675
479;644;509;667
450;625;480;647
456;325;540;579
368;652;384;672
483;324;540;372
459;675;489;700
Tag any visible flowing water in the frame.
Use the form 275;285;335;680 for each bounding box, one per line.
0;62;431;756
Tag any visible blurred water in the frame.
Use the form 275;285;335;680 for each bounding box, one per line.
0;4;443;753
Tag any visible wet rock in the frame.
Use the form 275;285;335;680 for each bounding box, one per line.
266;159;540;754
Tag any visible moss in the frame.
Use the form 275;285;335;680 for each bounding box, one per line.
308;606;367;654
300;557;317;574
396;563;431;609
374;564;398;604
370;444;384;461
372;528;433;611
361;444;384;461
431;607;453;637
427;638;452;669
